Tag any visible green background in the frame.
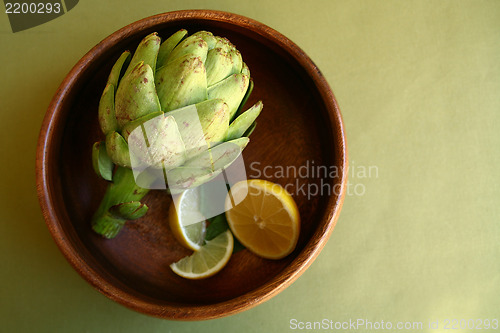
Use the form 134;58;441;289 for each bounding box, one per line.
1;0;499;332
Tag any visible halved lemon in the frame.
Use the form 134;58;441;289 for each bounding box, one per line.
225;179;300;260
170;229;234;279
169;187;206;251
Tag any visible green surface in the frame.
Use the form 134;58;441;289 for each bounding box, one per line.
1;0;499;332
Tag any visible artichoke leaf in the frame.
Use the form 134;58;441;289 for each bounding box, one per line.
213;36;235;53
107;51;131;90
157;29;188;69
166;35;208;65
166;166;219;194
195;99;230;145
123;32;161;78
236;79;254;117
183;137;249;170
205;47;237;87
243;121;257;137
165;100;230;159
121;110;164;142
109;201;148;220
229;49;243;76
115;62;161;128
226;101;262;141
106;131;131;168
192;31;217;50
240;61;250;77
98;83;118;135
155;54;207;112
166;137;249;192
164;104;209;160
92;141;114;181
207;73;249;120
128;115;186;171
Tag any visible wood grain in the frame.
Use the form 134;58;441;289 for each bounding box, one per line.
36;10;348;320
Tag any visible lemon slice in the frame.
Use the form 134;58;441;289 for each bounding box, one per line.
169;187;207;251
170;230;234;279
225;179;300;259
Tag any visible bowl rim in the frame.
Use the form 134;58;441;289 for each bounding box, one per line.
36;9;348;320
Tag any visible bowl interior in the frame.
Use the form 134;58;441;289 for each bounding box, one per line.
41;12;345;319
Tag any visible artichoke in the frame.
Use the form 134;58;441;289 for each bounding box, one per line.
91;30;262;239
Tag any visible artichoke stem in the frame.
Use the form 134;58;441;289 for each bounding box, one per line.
92;213;126;239
92;167;150;239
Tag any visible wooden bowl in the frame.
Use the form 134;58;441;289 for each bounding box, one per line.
36;10;347;320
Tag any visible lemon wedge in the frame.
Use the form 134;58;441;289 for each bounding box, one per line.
169;187;207;251
170;230;234;279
